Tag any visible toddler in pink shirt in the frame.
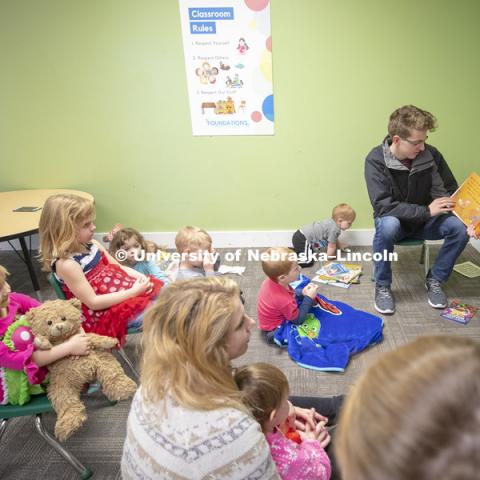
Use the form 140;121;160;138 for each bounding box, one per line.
235;362;331;480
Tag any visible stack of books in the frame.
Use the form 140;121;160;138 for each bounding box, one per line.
312;262;362;289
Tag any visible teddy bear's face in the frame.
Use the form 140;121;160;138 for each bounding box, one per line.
27;298;83;346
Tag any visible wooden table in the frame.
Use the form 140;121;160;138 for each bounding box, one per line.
0;189;94;295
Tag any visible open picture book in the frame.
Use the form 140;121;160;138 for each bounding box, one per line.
452;172;480;236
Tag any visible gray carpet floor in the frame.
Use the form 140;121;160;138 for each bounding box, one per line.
1;244;479;479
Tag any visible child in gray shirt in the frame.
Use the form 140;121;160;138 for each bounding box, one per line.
292;203;356;267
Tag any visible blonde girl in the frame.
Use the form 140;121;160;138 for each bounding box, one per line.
235;362;331;480
39;194;163;344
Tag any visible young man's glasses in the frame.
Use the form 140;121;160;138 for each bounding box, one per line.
402;136;428;146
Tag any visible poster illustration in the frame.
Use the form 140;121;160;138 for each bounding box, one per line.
179;0;274;136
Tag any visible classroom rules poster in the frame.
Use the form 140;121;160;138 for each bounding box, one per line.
179;0;274;136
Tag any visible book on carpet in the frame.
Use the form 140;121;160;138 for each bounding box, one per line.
312;276;351;288
313;262;362;286
453;261;480;278
441;300;478;324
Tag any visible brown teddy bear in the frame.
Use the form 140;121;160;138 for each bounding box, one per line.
25;298;137;441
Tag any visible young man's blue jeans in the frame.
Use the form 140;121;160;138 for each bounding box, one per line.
373;214;469;287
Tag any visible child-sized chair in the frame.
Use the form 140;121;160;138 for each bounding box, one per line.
371;239;431;281
47;273;140;381
0;394;92;479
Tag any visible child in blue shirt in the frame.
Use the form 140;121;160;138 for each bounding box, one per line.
109;227;170;284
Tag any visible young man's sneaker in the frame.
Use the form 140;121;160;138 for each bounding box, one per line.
374;285;395;314
425;277;447;308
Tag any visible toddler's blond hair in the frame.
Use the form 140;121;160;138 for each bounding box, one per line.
175;226;213;253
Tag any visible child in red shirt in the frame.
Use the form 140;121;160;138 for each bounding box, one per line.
257;247;318;343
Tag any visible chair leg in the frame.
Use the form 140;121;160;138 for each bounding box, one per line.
424;243;430;277
0;419;8;442
117;347;140;381
34;414;92;479
419;243;430;276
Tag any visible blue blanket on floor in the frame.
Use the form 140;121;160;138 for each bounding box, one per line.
274;275;383;372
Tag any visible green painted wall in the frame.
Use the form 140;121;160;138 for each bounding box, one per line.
1;0;479;231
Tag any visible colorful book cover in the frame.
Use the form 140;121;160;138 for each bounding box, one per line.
312;275;351;288
315;263;362;284
324;263;349;275
441;300;478;325
452;172;480;232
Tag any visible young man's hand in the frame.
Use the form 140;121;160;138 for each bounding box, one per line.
429;197;455;216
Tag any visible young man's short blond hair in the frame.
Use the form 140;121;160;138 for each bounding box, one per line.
332;203;356;222
261;247;297;282
388;105;437;139
175;226;213;253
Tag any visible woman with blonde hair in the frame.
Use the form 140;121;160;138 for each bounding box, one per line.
121;276;277;479
335;335;480;480
122;277;342;479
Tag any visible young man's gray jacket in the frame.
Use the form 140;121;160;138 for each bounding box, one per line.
364;137;458;234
